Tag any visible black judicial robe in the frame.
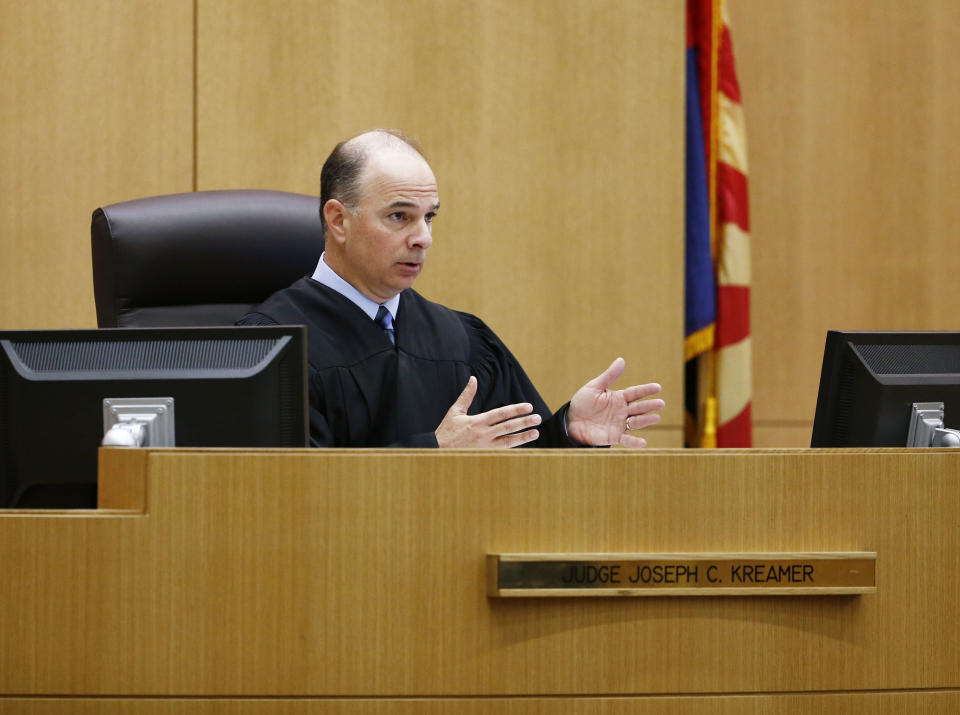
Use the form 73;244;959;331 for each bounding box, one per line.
238;277;575;448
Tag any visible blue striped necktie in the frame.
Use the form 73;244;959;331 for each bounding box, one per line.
375;305;395;344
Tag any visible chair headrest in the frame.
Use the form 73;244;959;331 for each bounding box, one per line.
92;190;324;327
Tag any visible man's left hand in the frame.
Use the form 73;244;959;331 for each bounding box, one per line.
566;357;664;447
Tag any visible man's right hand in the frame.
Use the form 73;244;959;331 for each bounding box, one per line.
435;376;541;448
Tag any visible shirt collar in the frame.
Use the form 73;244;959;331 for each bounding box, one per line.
311;253;400;320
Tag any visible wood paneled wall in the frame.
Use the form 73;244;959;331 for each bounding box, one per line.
731;0;960;445
0;0;194;330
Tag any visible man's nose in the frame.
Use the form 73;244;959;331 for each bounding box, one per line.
409;218;433;249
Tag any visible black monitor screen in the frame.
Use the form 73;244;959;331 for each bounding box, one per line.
0;326;308;508
811;330;960;447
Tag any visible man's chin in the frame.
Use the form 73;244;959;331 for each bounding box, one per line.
381;276;419;300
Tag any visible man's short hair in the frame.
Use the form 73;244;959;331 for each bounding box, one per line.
319;129;425;231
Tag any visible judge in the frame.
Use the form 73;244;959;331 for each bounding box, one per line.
239;130;664;448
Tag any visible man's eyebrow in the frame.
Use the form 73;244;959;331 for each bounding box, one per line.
385;200;440;211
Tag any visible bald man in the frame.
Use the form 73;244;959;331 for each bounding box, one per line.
239;130;664;448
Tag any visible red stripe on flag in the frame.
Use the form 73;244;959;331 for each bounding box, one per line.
717;402;752;447
716;163;749;232
688;0;715;162
718;26;741;103
715;285;750;347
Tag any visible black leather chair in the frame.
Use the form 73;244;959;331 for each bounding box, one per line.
91;190;323;327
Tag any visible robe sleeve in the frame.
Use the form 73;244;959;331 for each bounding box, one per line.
391;432;439;448
457;312;587;448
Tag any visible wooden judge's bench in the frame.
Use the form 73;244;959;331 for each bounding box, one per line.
1;448;958;713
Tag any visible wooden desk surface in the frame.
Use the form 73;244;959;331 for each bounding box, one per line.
0;448;958;710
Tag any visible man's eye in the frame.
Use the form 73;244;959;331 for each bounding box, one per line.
389;212;406;222
425;213;436;224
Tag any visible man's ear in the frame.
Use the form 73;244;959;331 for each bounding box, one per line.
323;199;350;245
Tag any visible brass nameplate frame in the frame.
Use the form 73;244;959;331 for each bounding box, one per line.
487;552;877;597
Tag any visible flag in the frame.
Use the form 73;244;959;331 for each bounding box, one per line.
684;0;752;448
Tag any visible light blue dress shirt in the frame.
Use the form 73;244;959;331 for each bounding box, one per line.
311;252;400;322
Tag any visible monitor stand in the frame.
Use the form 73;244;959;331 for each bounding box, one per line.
907;402;960;447
101;397;176;447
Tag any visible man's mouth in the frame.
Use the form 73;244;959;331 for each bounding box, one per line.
396;261;422;274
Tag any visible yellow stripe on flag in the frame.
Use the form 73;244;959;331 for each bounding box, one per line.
716;336;752;425
717;221;751;286
718;94;748;174
721;0;732;29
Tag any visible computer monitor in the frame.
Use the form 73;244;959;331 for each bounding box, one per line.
0;326;308;508
811;330;960;447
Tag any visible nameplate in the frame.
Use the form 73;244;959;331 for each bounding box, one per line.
487;553;877;597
